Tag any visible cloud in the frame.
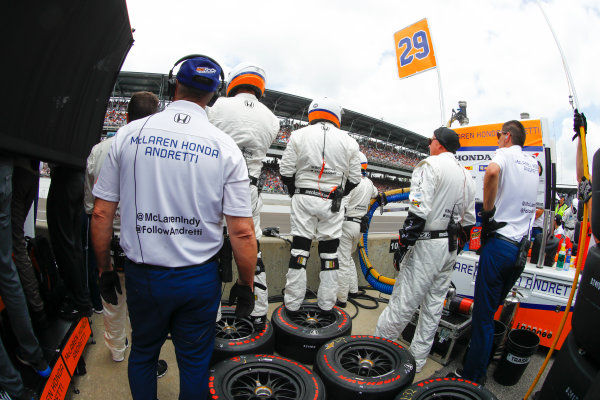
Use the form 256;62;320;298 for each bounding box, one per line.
120;0;600;184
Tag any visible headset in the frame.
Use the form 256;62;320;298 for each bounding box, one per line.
167;54;226;106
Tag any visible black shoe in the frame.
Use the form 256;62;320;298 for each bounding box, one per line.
15;351;51;378
249;315;266;332
335;300;347;308
1;387;38;400
59;303;92;321
348;291;361;298
157;360;168;378
446;368;463;379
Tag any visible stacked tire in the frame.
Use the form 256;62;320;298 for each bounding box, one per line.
212;306;274;365
394;377;498;400
313;335;415;400
537;244;600;399
272;303;352;364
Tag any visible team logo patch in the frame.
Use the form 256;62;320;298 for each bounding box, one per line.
174;113;191;124
196;67;216;74
297;256;307;266
411;200;421;207
464;166;473;170
323;260;336;269
244;99;255;108
479;165;488;171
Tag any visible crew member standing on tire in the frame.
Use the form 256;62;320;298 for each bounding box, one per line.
91;55;256;400
336;152;381;307
462;120;538;383
375;127;475;373
208;62;279;330
280;97;361;314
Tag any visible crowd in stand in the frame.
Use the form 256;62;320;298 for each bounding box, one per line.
359;143;422;169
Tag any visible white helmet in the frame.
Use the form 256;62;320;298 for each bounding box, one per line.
359;152;368;169
308;97;342;128
226;62;266;99
571;198;578;211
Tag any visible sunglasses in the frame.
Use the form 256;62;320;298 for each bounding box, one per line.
428;137;438;145
497;131;509;139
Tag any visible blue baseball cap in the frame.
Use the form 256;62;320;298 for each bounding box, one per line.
176;57;222;92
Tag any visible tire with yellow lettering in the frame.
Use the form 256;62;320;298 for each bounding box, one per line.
212;306;274;365
272;303;352;365
313;335;415;400
394;377;497;400
208;354;326;400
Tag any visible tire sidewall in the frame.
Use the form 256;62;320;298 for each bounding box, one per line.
314;335;415;399
394;377;498;400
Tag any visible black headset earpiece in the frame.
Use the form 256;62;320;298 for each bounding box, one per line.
167;54;225;105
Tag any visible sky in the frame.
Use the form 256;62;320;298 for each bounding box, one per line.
120;0;600;186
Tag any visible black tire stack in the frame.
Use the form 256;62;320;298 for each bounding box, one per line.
537;244;600;399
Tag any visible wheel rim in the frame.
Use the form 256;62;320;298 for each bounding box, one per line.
338;345;395;377
226;367;302;399
287;307;337;329
216;316;254;340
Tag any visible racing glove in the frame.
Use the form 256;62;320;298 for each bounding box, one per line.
228;282;255;319
376;192;388;207
99;270;122;306
572;109;587;141
399;212;426;246
281;175;296;198
480;207;507;246
393;245;409;272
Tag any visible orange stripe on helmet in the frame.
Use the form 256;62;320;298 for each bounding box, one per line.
226;72;265;97
361;162;368;170
308;109;340;128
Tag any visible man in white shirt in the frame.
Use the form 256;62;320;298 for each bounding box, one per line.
461;120;539;383
91;56;256;400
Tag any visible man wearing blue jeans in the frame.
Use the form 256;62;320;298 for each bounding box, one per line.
0;156;50;400
91;56;256;400
460;120;539;383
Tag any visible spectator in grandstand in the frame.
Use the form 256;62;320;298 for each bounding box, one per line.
208;62;279;331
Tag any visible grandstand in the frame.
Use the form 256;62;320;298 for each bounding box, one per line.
104;72;428;192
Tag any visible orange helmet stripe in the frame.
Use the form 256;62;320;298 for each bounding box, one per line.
226;72;265;96
308;109;340;128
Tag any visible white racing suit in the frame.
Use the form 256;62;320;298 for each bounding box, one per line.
375;152;476;371
562;206;576;241
208;93;279;320
337;177;378;303
85;137;129;361
280;122;361;312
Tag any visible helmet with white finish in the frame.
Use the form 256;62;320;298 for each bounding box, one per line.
308;97;343;128
226;62;266;99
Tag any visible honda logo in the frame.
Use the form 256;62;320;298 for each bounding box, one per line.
174;113;191;124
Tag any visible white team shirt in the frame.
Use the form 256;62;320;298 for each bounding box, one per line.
344;176;379;218
93;100;251;267
207;93;280;179
492;145;539;241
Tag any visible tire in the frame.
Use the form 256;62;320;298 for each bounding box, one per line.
212;306;274;365
313;335;415;400
572;245;600;364
208;354;326;400
272;303;352;364
394;377;498;400
538;332;599;400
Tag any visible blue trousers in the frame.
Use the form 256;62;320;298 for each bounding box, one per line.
463;237;518;383
125;260;220;400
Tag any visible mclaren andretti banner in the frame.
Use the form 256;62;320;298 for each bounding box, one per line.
453;120;546;205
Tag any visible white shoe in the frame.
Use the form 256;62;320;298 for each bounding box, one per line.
111;338;129;362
